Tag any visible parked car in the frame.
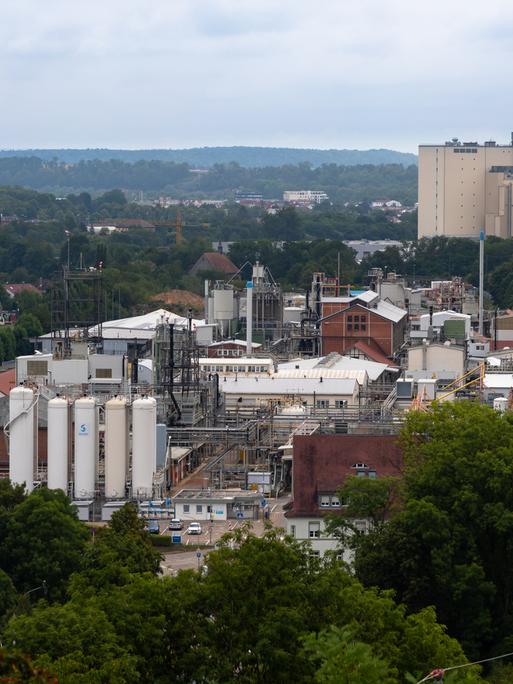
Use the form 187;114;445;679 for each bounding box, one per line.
146;520;160;535
168;518;183;531
187;522;202;535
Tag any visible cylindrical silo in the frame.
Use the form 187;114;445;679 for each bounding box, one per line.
131;396;157;499
105;396;127;499
47;397;69;492
74;397;97;499
9;386;36;492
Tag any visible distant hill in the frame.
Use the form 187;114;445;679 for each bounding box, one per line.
0;146;417;168
0;157;418;204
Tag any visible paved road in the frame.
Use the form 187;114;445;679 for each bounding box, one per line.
160;494;291;573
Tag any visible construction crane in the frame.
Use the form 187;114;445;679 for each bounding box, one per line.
153;210;210;244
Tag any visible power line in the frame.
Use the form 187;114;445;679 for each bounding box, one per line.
417;650;513;683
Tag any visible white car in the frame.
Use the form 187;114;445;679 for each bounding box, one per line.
187;522;203;535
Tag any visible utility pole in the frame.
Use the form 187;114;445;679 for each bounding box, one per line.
479;230;484;336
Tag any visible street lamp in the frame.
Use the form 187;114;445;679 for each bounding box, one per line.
12;581;47;618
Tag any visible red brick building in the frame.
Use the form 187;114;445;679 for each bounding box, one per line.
206;340;261;358
320;292;407;358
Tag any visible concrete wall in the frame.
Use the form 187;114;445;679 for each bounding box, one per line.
408;344;465;380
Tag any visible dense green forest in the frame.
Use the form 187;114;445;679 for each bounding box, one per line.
0;482;488;682
0;158;418;204
0;146;417;167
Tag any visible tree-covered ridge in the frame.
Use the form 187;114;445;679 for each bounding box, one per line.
0;157;418;204
0;146;418;167
0;485;483;683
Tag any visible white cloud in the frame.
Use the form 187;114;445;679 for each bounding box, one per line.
1;0;513;150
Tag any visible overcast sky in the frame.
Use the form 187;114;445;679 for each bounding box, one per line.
2;0;513;152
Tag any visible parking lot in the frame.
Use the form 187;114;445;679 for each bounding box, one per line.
157;496;290;573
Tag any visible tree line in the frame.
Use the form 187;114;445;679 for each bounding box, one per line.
0;482;484;683
0;157;418;204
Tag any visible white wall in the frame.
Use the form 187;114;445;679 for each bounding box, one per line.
286;516;356;562
174;501;227;521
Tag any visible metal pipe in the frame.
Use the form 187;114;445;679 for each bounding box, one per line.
246;280;253;356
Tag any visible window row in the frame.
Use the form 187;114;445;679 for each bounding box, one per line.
315;400;347;409
319;494;342;508
182;504;212;514
202;365;269;373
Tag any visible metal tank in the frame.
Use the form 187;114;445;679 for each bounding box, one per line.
104;396;127;499
73;397;97;499
8;386;36;492
47;397;69;492
131;396;157;499
213;288;235;321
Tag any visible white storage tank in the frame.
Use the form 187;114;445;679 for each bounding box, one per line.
131;396;157;499
104;396;127;499
47;397;69;492
74;397;97;499
9;386;36;492
213;288;235;321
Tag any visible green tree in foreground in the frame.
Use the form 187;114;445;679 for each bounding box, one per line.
0;486;88;601
302;626;392;684
334;402;513;660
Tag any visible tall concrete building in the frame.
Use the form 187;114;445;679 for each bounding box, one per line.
418;137;513;239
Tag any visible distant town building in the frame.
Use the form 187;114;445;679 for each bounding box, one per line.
343;239;403;263
283;190;329;204
418;136;513;238
234;191;263;204
4;283;42;298
371;199;402;209
190;252;238;277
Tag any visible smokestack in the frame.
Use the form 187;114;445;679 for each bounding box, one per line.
246;280;253;356
204;279;209;324
479;230;484;336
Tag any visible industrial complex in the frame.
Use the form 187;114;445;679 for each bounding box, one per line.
0;240;510;559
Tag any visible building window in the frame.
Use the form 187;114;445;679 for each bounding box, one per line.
331;495;341;508
96;368;112;378
207;505;212;513
27;360;48;376
320;495;331;507
290;525;296;538
183;504;190;513
196;504;203;513
309;550;320;558
335;400;346;409
316;400;329;409
308;522;320;538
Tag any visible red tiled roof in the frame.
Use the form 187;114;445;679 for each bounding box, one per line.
350;340;399;367
287;434;403;518
192;252;238;274
4;284;42;297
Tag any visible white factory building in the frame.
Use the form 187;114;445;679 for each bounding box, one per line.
221;375;360;410
37;309;206;356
